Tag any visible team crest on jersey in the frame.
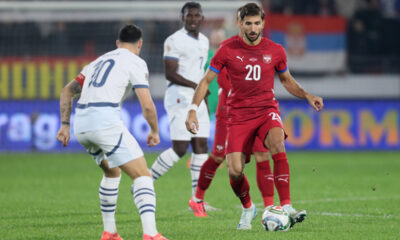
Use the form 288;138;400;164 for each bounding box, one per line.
216;145;224;152
166;45;171;53
249;57;258;62
263;54;272;64
145;73;149;81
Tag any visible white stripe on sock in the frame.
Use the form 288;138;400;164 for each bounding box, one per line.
191;153;208;196
99;175;121;234
150;148;179;180
132;176;158;236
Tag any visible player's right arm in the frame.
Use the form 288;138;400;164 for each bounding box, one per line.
185;69;217;134
163;36;198;89
56;78;83;147
164;59;198;89
135;88;160;147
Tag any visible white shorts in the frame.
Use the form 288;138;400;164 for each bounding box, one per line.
75;122;144;168
165;101;210;141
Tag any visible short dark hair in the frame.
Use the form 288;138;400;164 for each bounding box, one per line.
181;1;202;15
239;3;265;21
118;24;142;44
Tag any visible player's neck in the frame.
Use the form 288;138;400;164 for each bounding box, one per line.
242;35;262;46
185;28;199;39
119;45;139;56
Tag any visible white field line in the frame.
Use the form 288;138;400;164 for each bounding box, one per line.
239;196;400;220
253;196;400;207
311;211;400;219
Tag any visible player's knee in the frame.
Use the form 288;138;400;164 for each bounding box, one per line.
102;166;121;178
268;141;285;154
172;146;187;158
228;166;242;180
213;155;225;164
229;170;242;180
254;152;269;162
192;141;208;154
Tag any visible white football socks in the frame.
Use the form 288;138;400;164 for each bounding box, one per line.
190;153;208;196
99;175;121;234
132;176;158;236
150;148;179;180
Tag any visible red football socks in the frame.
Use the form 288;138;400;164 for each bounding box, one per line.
272;152;291;206
256;160;275;207
230;174;252;208
195;155;221;200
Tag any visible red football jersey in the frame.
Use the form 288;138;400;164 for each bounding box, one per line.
210;37;287;118
214;35;238;119
216;35;239;95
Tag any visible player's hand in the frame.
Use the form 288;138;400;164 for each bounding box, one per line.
185;110;199;134
56;125;70;147
306;94;324;111
147;131;160;147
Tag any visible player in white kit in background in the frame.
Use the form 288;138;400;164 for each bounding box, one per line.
150;2;216;210
56;24;167;240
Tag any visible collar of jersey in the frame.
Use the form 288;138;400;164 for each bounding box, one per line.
181;27;199;40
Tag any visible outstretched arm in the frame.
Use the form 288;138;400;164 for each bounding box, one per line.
56;80;82;146
278;69;324;111
185;69;217;134
135;88;160;147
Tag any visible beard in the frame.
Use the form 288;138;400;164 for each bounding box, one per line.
245;31;261;42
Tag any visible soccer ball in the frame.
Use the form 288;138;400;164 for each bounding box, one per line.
261;206;291;232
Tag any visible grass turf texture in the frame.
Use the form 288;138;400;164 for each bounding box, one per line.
0;152;399;240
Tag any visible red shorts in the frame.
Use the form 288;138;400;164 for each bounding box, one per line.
212;116;269;160
211;115;228;158
226;108;286;158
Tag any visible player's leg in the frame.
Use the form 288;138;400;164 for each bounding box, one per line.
193;154;224;202
195;110;228;203
190;137;208;196
189;101;211;196
151;105;191;180
75;131;124;240
98;160;122;239
150;140;188;180
265;127;290;206
226;121;259;230
264;126;306;226
253;150;274;208
227;152;257;230
119;157;166;239
98;124;166;239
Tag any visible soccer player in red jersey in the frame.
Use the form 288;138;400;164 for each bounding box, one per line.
186;3;323;230
189;9;275;219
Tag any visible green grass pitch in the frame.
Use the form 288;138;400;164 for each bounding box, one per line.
1;152;399;240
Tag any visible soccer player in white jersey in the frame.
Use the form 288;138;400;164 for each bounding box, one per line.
56;25;167;240
150;2;215;209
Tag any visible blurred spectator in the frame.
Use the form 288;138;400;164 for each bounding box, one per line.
349;0;384;55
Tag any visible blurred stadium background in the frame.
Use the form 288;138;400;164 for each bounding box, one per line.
0;0;398;152
1;1;400;239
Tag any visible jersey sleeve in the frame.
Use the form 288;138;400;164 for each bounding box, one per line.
209;45;227;74
163;36;180;61
130;60;150;89
275;44;288;73
75;65;89;87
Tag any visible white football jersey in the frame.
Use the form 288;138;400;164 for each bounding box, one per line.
74;48;149;133
163;28;209;107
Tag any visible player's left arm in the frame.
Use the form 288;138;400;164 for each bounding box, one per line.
278;69;324;111
56;79;82;146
